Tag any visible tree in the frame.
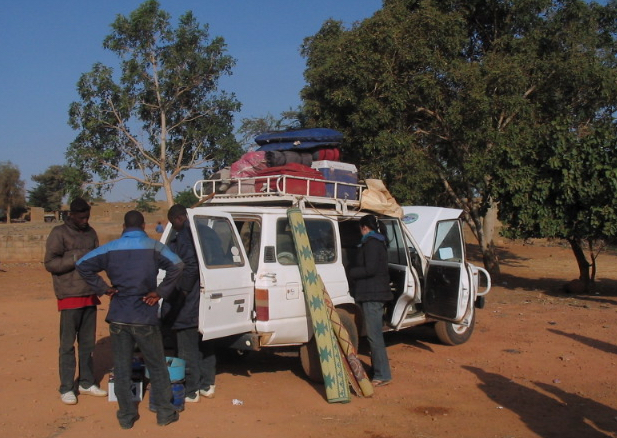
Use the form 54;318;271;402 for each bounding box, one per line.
492;0;617;291
236;110;303;149
174;186;198;208
300;0;617;276
28;165;68;212
133;193;159;213
0;161;26;223
67;0;242;208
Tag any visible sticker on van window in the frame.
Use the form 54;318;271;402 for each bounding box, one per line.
402;213;419;224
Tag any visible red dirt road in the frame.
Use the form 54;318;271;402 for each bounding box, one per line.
1;240;616;438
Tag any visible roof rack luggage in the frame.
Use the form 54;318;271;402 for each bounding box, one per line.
193;174;365;214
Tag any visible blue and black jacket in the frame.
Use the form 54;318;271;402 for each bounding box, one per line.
76;228;184;326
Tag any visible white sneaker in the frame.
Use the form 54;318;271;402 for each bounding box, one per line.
199;385;215;399
78;384;108;397
185;393;200;403
61;391;77;405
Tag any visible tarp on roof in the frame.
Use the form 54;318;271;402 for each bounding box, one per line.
255;128;343;146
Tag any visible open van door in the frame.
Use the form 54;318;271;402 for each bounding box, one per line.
187;210;255;340
422;217;471;323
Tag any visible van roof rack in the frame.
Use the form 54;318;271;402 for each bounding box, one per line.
193;175;365;214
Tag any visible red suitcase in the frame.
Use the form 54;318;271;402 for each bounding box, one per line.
254;163;326;196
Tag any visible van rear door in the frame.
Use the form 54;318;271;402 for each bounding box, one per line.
187;210;255;340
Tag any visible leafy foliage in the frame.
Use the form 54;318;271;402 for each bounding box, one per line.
28;165;75;212
174;186;199;208
236;110;304;150
67;0;242;207
300;0;617;277
134;193;160;213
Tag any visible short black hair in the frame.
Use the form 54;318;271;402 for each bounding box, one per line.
124;210;145;228
167;204;187;221
69;197;91;213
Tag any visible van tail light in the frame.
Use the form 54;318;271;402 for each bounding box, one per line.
255;288;269;321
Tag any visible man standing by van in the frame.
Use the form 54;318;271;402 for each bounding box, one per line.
44;197;107;405
165;204;217;402
76;210;184;429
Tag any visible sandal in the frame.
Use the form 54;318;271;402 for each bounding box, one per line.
372;379;391;387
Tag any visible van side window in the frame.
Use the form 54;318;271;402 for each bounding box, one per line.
433;220;463;262
235;220;261;272
194;216;244;268
382;220;408;266
276;218;336;265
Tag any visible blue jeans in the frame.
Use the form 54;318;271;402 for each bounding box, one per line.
176;327;216;397
361;301;392;381
59;306;97;394
109;323;177;426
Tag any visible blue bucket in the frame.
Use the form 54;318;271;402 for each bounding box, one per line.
145;356;186;383
149;382;185;412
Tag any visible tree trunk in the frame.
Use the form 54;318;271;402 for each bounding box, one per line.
567;237;591;291
465;199;501;278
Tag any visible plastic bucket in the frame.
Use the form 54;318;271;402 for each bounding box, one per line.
145;356;186;382
149;382;185;412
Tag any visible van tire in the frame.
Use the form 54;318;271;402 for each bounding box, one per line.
299;308;359;383
434;309;475;346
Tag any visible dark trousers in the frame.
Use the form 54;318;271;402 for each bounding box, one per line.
109;323;177;426
59;306;97;394
176;327;216;397
361;301;392;381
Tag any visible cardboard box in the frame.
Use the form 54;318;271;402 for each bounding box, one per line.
311;160;359;200
108;379;143;402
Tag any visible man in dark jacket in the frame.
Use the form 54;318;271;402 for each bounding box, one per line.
76;210;184;429
44;197;107;405
165;204;217;402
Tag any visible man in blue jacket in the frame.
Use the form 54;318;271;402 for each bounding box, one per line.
165;204;216;403
77;210;184;429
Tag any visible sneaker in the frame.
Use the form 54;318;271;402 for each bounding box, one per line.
199;385;215;399
60;391;77;405
157;411;179;426
184;393;200;403
78;384;108;397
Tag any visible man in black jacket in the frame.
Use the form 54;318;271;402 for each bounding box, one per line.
165;204;217;403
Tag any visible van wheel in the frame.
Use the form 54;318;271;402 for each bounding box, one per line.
299;308;359;383
434;309;475;346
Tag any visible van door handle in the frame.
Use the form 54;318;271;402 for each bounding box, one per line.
210;293;223;299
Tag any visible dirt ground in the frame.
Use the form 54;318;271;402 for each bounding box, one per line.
1;236;616;438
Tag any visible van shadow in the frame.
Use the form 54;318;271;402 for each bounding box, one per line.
216;347;331;400
463;366;617;437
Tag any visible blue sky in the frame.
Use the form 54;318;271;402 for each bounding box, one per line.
0;0;382;201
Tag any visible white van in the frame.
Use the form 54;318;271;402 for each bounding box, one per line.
160;176;491;380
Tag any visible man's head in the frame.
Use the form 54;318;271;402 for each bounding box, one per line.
167;204;188;232
68;197;91;230
123;210;145;230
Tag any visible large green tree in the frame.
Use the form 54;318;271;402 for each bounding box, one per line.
300;0;617;276
0;161;26;223
68;0;242;207
493;1;617;290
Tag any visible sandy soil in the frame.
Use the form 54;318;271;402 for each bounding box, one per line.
1;238;616;438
